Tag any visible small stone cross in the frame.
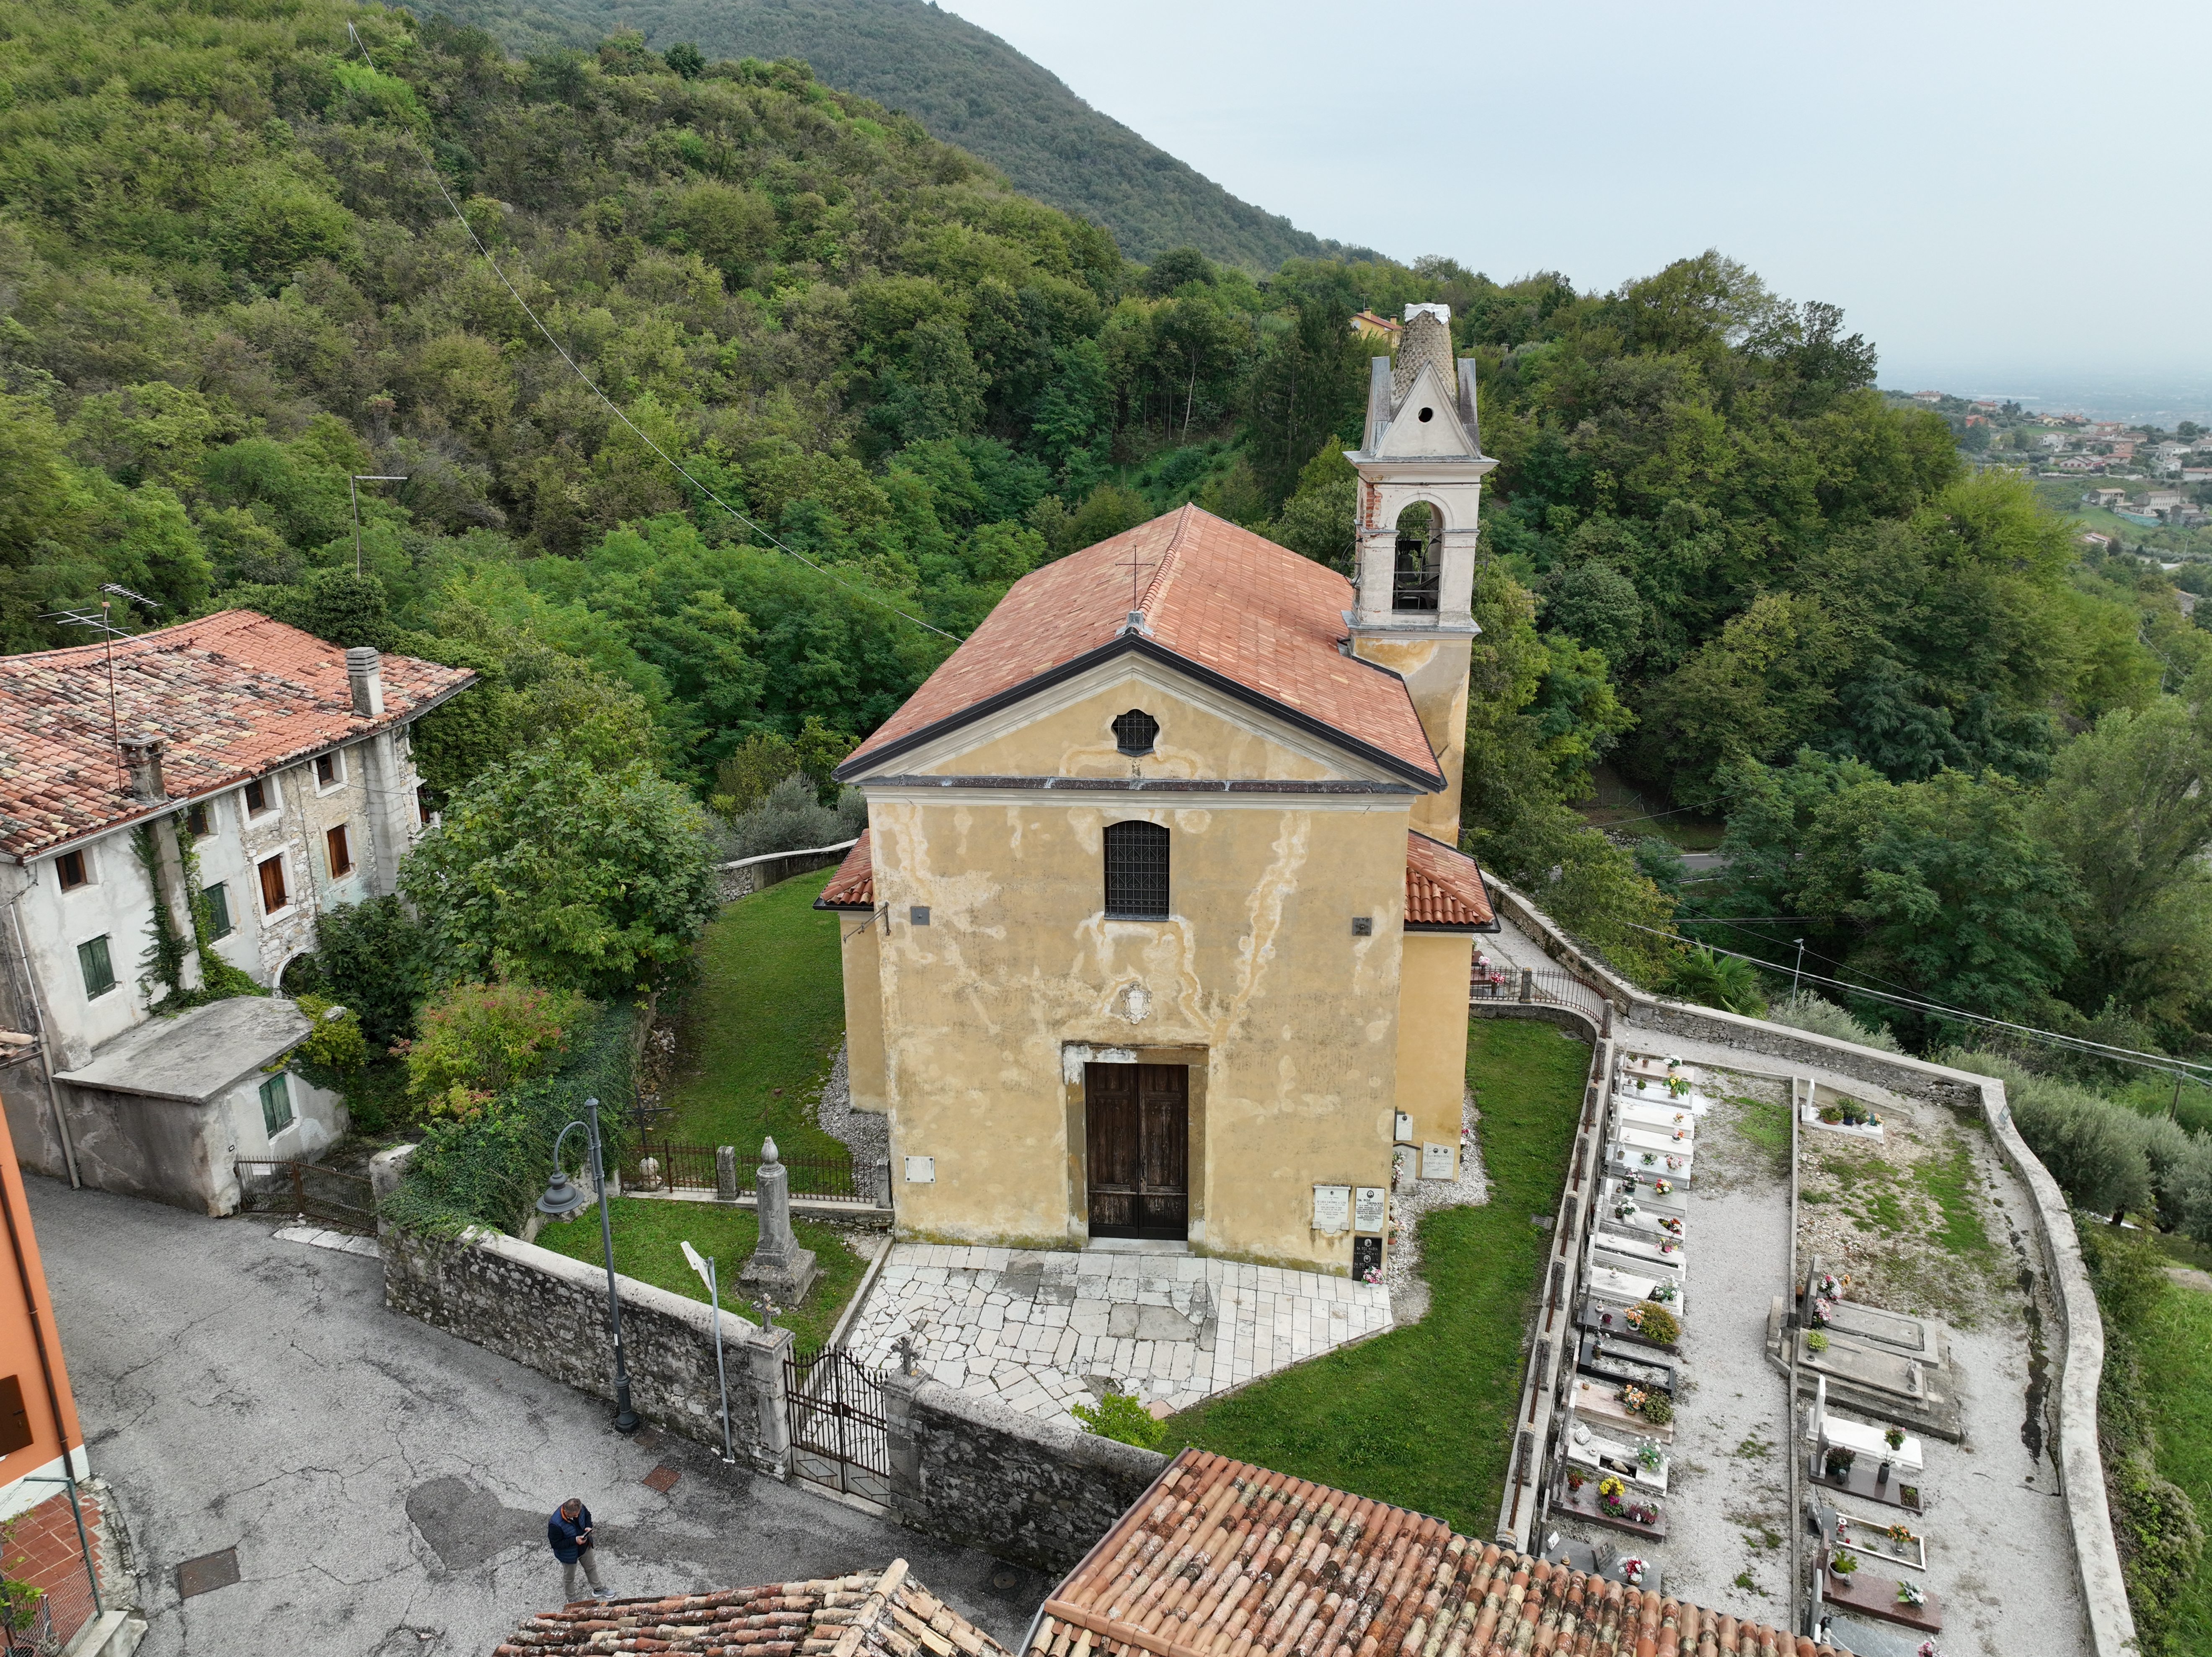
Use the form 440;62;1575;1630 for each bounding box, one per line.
892;1334;918;1376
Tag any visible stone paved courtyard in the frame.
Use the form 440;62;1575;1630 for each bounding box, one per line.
843;1245;1393;1423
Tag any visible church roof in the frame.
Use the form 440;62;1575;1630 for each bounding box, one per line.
817;830;875;910
1404;831;1496;931
837;508;1442;789
1031;1451;1849;1657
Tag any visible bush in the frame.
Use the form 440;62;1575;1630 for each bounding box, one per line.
403;982;593;1116
1946;1051;2156;1219
292;994;367;1076
383;1000;641;1236
1639;1391;1674;1426
308;894;434;1048
719;775;866;861
1630;1302;1679;1345
1665;945;1768;1017
1070;1391;1165;1449
1767;993;1901;1051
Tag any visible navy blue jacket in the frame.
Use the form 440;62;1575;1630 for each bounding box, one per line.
547;1504;594;1562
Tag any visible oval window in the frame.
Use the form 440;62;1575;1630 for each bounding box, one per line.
1112;709;1159;755
1417;406;1435;422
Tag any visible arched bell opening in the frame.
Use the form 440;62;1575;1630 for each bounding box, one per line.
1392;501;1442;612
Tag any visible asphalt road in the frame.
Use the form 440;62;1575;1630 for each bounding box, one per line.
26;1178;1052;1657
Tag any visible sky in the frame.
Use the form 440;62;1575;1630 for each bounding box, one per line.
941;0;2212;421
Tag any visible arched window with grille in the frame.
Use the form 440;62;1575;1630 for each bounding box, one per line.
1103;821;1170;919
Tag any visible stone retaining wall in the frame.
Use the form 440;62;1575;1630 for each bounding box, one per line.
381;1226;788;1470
881;1371;1167;1573
1487;873;2136;1657
714;840;857;904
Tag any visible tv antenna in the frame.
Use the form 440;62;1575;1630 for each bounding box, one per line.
349;476;410;574
40;585;163;794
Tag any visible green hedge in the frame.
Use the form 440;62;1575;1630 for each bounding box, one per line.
382;1000;643;1237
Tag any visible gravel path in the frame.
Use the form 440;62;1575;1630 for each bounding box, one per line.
812;1041;888;1169
1383;1089;1488;1325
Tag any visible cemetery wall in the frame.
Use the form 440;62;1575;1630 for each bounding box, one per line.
714;840;857;903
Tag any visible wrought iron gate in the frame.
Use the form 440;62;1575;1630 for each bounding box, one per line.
235;1159;376;1232
783;1346;892;1502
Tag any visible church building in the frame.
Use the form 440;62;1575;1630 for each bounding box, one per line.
819;305;1498;1273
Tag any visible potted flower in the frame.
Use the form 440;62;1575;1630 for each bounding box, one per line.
1897;1581;1926;1608
1565;1466;1588;1494
1640;1152;1658;1167
1667;1074;1690;1097
1806;1330;1829;1353
1824;1445;1856;1480
1620;1384;1648;1415
1597;1475;1626;1515
1886;1522;1918;1550
1635;1440;1663;1472
1649;1280;1679;1305
1653;1179;1673;1197
1830;1550;1860;1578
1627;1501;1659;1525
1620;1556;1646;1587
1885;1426;1905;1451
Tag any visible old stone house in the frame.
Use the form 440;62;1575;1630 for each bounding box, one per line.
0;611;472;1211
820;305;1500;1274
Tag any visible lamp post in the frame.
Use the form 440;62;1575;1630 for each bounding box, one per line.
538;1096;638;1433
680;1239;735;1464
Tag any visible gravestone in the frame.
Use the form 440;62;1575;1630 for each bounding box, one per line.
738;1137;818;1305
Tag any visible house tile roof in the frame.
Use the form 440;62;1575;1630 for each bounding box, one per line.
1404;832;1494;930
840;508;1440;788
0;611;474;862
1032;1451;1845;1657
817;831;875;910
496;1561;1009;1657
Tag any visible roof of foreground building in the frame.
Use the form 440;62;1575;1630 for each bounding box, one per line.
837;507;1442;789
1029;1451;1847;1657
496;1561;1010;1657
0;610;474;862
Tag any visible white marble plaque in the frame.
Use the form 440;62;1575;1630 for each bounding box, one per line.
1421;1141;1457;1181
903;1156;936;1184
1311;1184;1351;1234
1354;1186;1387;1233
1393;1111;1414;1144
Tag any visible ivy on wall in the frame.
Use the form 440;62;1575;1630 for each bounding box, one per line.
132;818;264;1014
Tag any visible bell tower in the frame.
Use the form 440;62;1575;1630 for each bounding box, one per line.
1345;302;1495;843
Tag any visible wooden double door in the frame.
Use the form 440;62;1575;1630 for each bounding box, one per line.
1084;1063;1189;1240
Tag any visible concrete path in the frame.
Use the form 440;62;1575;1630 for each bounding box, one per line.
842;1244;1392;1425
26;1180;1052;1657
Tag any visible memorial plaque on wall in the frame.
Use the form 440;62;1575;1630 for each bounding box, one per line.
1421;1141;1457;1181
1312;1184;1351;1234
1354;1186;1387;1233
1352;1236;1382;1280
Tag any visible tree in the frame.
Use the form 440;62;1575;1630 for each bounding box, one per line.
308;895;435;1048
400;745;719;998
1242;293;1367;504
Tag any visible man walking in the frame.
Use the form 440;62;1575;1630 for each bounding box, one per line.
547;1497;607;1602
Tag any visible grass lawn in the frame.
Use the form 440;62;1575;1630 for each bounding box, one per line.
2134;1280;2212;1650
659;870;850;1161
1163;1018;1589;1532
533;1195;871;1352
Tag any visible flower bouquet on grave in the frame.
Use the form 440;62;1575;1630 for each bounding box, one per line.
1597;1476;1627;1516
1639;1152;1659;1167
1620;1556;1647;1587
1886;1521;1918;1549
1672;1128;1689;1141
1897;1581;1926;1608
1917;1642;1940;1657
1816;1272;1845;1299
1565;1465;1588;1493
1658;1216;1683;1236
1614;1198;1641;1223
1635;1440;1664;1472
1625;1500;1660;1525
1653;1179;1674;1196
1823;1445;1855;1480
1886;1426;1906;1451
1809;1296;1833;1328
1648;1280;1679;1305
1667;1074;1691;1097
1665;1155;1685;1171
1619;1385;1649;1415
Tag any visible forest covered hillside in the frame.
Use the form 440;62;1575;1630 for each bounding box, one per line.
3;0;2210;1062
424;0;1375;271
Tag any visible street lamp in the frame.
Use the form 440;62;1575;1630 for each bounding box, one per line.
538;1096;638;1433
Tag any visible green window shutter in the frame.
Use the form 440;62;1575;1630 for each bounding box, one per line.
78;936;116;998
204;883;233;940
259;1073;292;1135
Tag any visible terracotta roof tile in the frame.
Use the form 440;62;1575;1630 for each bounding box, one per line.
842;508;1439;786
1405;831;1494;929
1033;1451;1845;1657
817;831;875;909
496;1561;1009;1657
0;610;474;862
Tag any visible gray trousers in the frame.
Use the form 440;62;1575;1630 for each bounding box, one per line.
561;1546;605;1600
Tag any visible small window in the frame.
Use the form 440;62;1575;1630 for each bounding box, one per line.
259;1073;293;1135
416;786;433;826
314;751;343;790
77;936;116;999
1112;709;1159;756
326;824;353;878
203;882;233;941
258;854;289;916
55;850;88;891
243;779;270;816
1103;820;1170;920
185;803;212;839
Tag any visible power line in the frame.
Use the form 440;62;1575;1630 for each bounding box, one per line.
1622;920;2212;1081
345;24;963;648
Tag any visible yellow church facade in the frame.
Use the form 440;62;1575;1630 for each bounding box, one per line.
821;305;1499;1274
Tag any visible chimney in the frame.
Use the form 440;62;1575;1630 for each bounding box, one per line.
119;738;167;803
346;647;385;716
